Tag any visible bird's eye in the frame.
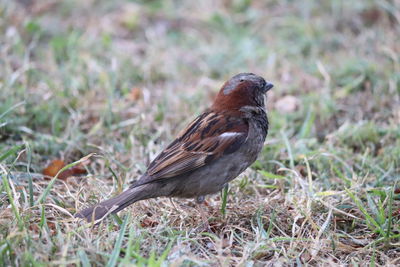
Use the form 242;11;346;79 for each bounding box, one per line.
239;79;244;82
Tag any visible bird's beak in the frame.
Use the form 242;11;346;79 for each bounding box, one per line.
263;82;273;93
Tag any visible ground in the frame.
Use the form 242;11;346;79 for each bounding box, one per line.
1;0;400;266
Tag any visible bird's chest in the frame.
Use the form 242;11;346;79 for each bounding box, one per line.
240;114;268;161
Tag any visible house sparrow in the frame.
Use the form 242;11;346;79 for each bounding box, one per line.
76;73;273;222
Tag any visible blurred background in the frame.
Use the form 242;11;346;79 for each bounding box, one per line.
2;0;399;165
1;0;399;265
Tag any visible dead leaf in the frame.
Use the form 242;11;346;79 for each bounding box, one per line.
128;87;142;101
392;209;400;218
29;221;56;235
295;165;307;178
42;159;88;181
140;218;159;228
360;7;382;26
43;159;65;178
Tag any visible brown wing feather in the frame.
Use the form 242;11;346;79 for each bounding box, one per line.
136;110;248;185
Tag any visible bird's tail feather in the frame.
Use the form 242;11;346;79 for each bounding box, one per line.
75;185;150;222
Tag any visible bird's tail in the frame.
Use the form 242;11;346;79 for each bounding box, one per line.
75;184;152;222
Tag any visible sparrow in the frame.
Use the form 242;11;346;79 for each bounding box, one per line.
75;73;273;222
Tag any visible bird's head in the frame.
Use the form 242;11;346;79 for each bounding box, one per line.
211;73;273;112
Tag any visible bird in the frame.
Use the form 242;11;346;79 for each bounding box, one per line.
75;73;273;222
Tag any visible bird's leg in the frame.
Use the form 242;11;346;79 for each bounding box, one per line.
196;195;211;231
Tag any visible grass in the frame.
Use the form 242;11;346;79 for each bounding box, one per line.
1;0;399;265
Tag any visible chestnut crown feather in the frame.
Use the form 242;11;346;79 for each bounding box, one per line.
211;73;273;111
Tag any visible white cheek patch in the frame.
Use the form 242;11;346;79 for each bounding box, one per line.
219;132;242;138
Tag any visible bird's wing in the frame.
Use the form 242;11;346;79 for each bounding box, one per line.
137;111;248;184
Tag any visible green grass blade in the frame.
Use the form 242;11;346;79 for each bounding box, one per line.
25;142;34;207
265;209;276;240
1;173;24;229
106;214;130;267
0;145;24;163
258;170;286;179
220;184;229;217
281;130;294;169
299;107;315;139
345;188;385;236
156;239;174;265
122;227;136;263
385;186;395;246
0;101;25;121
78;250;91;267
